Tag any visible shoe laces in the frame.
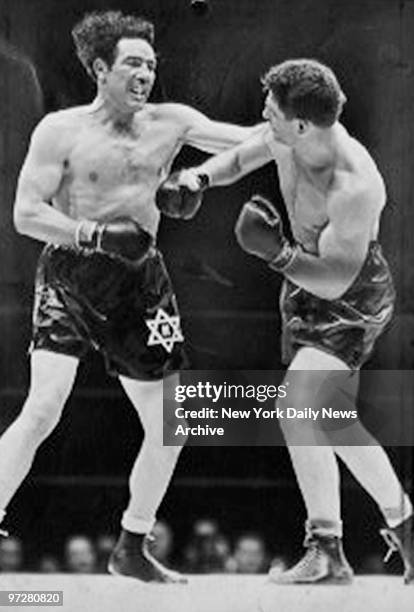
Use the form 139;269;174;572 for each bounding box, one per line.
290;539;323;575
145;534;155;545
380;529;399;563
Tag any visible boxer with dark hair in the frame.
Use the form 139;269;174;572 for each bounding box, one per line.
0;10;262;582
173;59;414;584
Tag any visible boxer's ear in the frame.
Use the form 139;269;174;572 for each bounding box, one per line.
296;119;310;136
93;58;109;83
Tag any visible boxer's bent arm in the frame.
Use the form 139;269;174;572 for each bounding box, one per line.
283;186;378;300
14;116;79;244
196;132;274;186
176;104;266;153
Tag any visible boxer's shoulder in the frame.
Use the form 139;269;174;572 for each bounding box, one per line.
327;168;384;239
38;105;89;129
331;165;385;208
336;128;386;200
32;107;88;152
149;102;208;127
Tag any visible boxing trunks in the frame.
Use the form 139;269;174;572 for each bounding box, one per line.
280;242;395;369
31;244;186;380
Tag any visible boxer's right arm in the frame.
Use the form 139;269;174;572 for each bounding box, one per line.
13;114;87;244
157;130;279;219
177;127;281;193
195;130;274;187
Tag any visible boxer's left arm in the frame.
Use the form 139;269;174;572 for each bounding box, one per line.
156;132;273;219
282;185;379;300
172;104;266;153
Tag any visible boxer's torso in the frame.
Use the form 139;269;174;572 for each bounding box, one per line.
273;125;385;254
51;103;188;236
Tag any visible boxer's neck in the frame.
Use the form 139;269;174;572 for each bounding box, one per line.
293;124;340;171
90;93;146;128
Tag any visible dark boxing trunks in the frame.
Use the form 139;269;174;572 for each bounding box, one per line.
31;244;186;380
280;242;395;369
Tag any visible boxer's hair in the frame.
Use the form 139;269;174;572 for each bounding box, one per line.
262;59;346;127
72;11;154;80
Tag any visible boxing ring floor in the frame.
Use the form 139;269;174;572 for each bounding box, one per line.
1;574;413;612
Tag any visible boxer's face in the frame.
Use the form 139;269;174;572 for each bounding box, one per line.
263;93;301;145
98;38;157;112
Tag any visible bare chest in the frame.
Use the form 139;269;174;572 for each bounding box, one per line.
66;123;182;189
277;155;329;246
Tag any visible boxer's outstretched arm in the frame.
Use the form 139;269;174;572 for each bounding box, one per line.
195;129;275;185
14;115;80;244
283;185;380;300
173;104;267;154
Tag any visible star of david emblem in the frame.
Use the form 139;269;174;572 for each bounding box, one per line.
145;308;184;353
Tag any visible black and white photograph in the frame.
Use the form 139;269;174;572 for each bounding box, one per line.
0;1;413;611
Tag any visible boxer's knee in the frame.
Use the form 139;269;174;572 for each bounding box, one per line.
143;425;187;455
276;369;327;442
19;383;68;441
17;351;78;441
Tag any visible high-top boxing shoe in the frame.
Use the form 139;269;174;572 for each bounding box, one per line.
381;514;414;584
269;522;353;585
108;530;187;583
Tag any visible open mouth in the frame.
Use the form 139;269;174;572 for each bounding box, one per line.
128;82;148;102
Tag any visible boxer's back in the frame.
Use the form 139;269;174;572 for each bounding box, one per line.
274;124;386;254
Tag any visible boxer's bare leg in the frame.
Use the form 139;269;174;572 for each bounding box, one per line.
0;350;78;524
108;372;187;582
278;348;344;529
329;367;412;526
272;346;412;583
119;373;184;534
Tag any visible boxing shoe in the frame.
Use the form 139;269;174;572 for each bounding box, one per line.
108;530;187;583
381;514;414;584
269;532;353;585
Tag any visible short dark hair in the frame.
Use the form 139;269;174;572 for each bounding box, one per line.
72;11;154;80
262;59;346;127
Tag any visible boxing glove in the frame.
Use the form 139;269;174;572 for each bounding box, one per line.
156;171;209;220
235;195;297;271
76;217;153;264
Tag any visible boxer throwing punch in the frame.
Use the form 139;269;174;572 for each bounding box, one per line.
162;59;414;584
0;10;262;582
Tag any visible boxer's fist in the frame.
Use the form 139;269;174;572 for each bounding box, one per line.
77;218;153;264
235;195;297;270
156;170;209;220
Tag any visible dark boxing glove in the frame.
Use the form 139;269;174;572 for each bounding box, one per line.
76;217;153;264
156;171;209;220
235;195;297;271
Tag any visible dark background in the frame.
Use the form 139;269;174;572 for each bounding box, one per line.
0;0;413;569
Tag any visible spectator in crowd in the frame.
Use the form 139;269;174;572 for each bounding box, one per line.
95;534;117;573
37;554;61;573
215;534;232;569
268;555;287;577
0;536;24;572
229;533;269;574
149;520;174;568
182;518;228;573
64;535;97;574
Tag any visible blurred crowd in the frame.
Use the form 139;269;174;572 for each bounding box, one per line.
0;519;282;575
0;518;386;576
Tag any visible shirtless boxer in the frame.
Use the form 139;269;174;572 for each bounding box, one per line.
0;10;262;582
164;59;414;584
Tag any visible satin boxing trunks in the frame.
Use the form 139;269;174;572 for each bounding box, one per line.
280;242;395;369
31;243;186;380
